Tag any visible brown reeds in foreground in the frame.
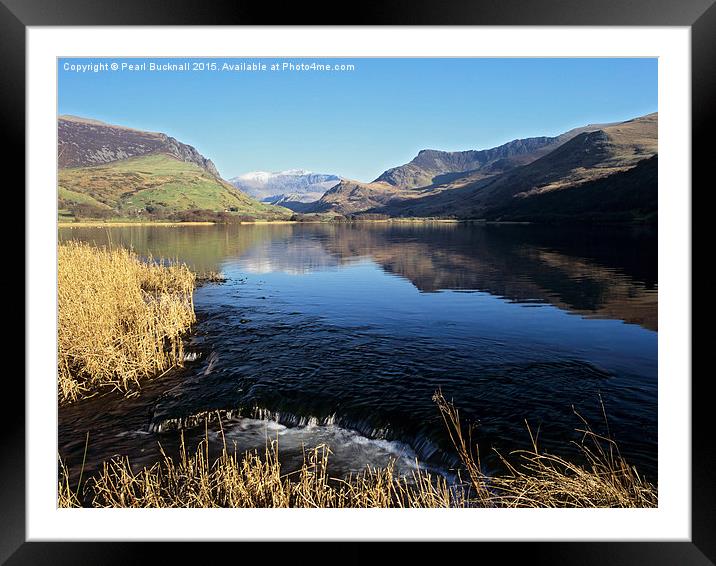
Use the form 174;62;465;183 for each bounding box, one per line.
59;393;657;508
85;436;456;508
432;391;658;508
58;457;82;508
57;241;196;403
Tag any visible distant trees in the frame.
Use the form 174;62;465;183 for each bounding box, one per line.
353;213;390;221
332;213;391;222
290;213;315;222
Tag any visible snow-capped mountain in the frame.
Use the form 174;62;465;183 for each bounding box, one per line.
229;169;341;205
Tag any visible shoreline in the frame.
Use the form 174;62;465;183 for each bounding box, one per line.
58;221;217;228
57;218;655;228
57;218;517;228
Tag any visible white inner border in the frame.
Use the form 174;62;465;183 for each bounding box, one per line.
27;27;691;541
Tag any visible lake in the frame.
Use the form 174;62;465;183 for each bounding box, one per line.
58;222;658;483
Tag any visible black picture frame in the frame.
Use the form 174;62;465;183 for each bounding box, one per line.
6;1;706;563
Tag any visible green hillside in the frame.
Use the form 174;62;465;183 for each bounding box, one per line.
58;153;290;221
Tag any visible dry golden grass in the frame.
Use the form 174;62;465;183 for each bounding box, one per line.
87;429;457;508
58;457;81;508
58;241;196;403
60;394;656;509
432;391;658;508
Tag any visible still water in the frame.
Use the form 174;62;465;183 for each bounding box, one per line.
58;222;658;482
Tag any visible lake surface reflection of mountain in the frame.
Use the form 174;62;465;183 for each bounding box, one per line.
58;222;658;481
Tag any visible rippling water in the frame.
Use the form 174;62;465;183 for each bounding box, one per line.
58;222;658;483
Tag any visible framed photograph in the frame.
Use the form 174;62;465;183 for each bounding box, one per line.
7;0;707;563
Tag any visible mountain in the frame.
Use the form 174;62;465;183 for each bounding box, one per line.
258;193;326;213
58;154;287;221
58;112;657;223
376;113;658;220
58;116;290;221
374;121;617;189
230;169;341;205
304;117;640;216
58;115;220;176
306;179;407;215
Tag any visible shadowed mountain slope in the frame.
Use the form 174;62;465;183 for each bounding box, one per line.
374;121;619;190
306;179;406;215
377;113;657;219
483;155;658;223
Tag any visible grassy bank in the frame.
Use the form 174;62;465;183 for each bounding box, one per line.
58;221;216;228
58;241;196;403
58;217;466;227
59;392;656;508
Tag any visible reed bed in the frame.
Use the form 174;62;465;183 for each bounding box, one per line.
58;457;82;508
87;436;456;508
58;241;196;403
60;393;656;508
432;391;658;508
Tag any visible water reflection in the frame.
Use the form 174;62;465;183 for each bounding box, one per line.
60;222;657;330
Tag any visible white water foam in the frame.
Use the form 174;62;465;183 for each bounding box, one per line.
208;417;449;480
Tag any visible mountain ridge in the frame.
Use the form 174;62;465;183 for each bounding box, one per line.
58;111;658;223
230;169;341;210
309;113;657;220
58;115;221;178
373;120;620;190
308;179;404;214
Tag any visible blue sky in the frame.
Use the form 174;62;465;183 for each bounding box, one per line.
58;58;657;182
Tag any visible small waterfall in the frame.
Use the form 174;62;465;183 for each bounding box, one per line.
149;403;461;469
